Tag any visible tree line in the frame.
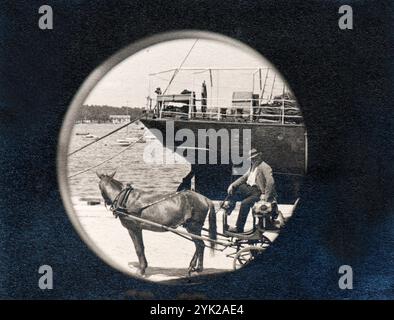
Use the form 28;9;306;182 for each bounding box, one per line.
76;105;144;122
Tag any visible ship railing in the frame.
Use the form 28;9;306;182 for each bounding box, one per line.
148;97;302;124
153;108;303;124
193;103;302;123
189;110;303;124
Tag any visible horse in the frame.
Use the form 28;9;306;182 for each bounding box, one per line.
97;171;217;277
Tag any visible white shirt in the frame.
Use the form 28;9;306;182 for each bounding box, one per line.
246;165;258;186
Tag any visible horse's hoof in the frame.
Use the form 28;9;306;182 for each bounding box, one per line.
137;269;146;277
187;267;195;277
188;266;204;276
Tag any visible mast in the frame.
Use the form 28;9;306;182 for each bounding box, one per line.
260;68;269;104
269;72;277;101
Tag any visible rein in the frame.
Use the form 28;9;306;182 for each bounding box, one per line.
138;191;186;211
219;194;231;209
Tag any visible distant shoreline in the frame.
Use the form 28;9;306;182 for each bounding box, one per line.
75;105;143;123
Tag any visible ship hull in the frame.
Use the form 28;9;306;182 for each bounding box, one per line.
141;118;307;202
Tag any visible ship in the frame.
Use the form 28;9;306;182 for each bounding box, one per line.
140;67;307;203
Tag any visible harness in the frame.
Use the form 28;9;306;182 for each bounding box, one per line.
110;183;135;218
109;184;188;220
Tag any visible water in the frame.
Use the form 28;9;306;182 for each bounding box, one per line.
66;123;293;280
67;123;190;199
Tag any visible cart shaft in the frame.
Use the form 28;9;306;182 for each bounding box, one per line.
117;211;233;246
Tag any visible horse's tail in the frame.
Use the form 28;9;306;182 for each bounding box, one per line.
207;200;217;252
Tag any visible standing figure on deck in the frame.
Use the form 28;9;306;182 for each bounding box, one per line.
225;148;279;233
201;81;207;118
154;87;162;114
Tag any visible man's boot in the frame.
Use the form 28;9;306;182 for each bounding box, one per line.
229;206;249;233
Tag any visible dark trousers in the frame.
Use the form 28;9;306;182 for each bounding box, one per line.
228;183;261;231
201;106;207;118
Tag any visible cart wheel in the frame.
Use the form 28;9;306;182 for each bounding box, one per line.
233;246;264;270
261;234;272;246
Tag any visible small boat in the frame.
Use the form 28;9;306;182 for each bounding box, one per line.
75;132;90;136
144;131;157;141
115;138;133;146
83;134;98;139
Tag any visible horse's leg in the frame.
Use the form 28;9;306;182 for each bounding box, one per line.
127;227;147;276
195;238;205;273
186;223;205;275
188;246;198;275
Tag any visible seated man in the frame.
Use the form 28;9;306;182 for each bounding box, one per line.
225;148;278;233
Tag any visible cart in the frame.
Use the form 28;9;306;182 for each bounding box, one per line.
116;198;300;270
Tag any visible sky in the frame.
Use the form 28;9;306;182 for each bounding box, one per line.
84;38;287;108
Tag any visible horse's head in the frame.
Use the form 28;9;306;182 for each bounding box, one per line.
96;171;122;206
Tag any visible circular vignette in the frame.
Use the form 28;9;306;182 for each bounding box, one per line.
57;30;297;283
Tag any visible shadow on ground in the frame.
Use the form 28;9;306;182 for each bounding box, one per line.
128;262;230;283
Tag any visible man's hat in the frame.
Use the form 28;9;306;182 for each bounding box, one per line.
247;148;262;160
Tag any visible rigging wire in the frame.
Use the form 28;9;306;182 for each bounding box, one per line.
68;135;145;179
162;39;199;95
